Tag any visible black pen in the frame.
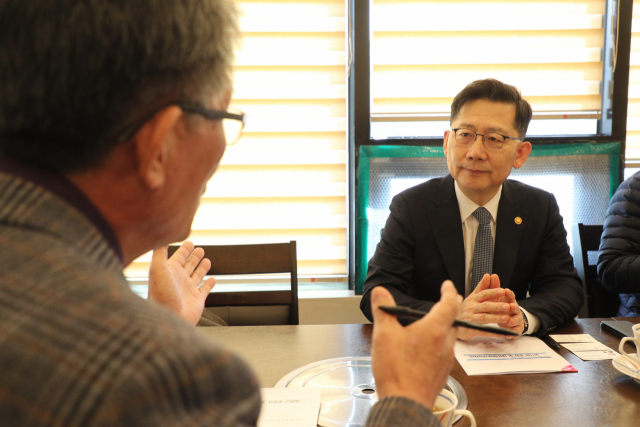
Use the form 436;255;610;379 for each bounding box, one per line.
539;335;561;350
379;305;520;337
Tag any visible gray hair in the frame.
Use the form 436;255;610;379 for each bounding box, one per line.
0;0;240;172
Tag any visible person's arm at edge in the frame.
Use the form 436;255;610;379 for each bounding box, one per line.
598;176;640;294
365;281;461;427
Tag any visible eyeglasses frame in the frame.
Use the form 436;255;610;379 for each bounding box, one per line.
178;103;246;145
451;127;523;150
111;101;246;146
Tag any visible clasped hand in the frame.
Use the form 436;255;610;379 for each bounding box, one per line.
457;274;524;340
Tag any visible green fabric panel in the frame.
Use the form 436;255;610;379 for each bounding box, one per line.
360;145;445;159
356;142;621;293
525;142;620;197
356;146;372;294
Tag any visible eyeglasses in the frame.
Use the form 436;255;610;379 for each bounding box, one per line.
451;128;522;151
178;103;246;146
112;102;246;146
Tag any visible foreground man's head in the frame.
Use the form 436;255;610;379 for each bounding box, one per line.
0;0;240;263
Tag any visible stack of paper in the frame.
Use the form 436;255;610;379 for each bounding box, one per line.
454;336;577;375
550;334;619;361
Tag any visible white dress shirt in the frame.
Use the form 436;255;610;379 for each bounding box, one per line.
454;181;539;334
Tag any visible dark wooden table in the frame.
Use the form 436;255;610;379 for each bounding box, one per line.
199;318;640;427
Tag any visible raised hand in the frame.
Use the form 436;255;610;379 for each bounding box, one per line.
370;281;461;410
148;241;216;325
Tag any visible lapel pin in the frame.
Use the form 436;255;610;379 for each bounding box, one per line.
514;217;522;225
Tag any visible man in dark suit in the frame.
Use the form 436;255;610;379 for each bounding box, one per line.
0;1;460;426
361;79;583;339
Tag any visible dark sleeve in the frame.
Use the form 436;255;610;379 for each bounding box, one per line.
518;193;584;335
360;194;436;322
597;175;640;293
366;397;440;427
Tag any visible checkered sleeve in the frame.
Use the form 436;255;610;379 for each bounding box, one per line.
88;343;262;427
365;397;441;427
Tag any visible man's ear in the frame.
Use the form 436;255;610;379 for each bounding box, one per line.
443;130;451;156
133;106;183;190
513;141;532;169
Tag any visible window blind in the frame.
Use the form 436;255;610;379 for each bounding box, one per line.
371;0;606;136
125;0;348;281
627;0;640;160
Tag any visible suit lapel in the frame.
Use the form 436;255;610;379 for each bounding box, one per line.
426;175;466;295
494;180;524;288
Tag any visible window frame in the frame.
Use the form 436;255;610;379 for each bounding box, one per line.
347;0;634;292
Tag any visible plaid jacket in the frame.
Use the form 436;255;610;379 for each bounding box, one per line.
0;171;438;427
0;171;261;426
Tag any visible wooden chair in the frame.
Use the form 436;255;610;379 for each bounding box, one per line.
571;224;620;318
168;241;299;325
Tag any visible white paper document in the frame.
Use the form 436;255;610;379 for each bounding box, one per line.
560;342;611;352
572;350;619;361
455;336;577;375
258;387;321;427
549;334;598;343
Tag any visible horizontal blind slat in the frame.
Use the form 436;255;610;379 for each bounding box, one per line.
372;15;604;32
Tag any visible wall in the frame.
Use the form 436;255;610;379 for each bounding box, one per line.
299;294;370;325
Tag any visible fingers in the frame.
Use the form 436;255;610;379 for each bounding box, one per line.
151;245;169;265
489;274;501;289
471;274;491;294
199;277;216;297
439;280;460;310
472;300;511;314
191;256;211;282
471;287;506;302
502;308;523;328
168;241;195;266
467;312;511;324
421;281;459;329
169;242;207;276
183;247;205;273
498;288;516;303
457;328;509;340
371;287;400;328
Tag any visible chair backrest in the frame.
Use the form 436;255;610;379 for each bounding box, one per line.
571;224;620;318
168;241;298;325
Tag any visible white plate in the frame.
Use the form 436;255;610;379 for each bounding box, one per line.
612;354;640;384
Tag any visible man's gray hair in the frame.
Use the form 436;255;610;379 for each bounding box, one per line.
0;0;240;173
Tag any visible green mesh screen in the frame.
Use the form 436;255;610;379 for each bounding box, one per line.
356;142;621;293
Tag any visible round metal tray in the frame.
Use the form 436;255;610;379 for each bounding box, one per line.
275;357;467;427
